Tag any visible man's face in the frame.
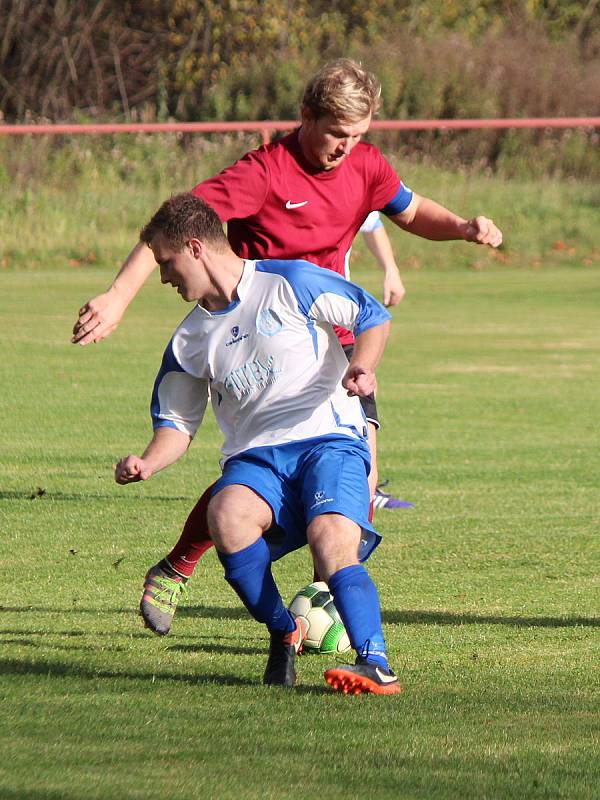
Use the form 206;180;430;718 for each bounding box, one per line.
299;110;372;170
150;234;204;302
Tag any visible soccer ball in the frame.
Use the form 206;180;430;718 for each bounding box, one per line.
289;581;351;655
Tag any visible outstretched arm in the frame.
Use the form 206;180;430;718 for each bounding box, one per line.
389;193;502;247
362;226;406;307
115;426;192;484
343;320;391;398
72;241;157;346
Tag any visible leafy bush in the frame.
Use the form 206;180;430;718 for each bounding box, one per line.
1;1;598;176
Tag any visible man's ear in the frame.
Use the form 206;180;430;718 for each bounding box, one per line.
187;238;204;259
300;104;315;125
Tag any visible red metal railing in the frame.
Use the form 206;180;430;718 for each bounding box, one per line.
1;118;599;145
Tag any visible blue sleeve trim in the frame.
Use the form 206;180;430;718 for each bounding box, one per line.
153;419;180;431
150;339;185;426
352;308;392;336
381;182;413;216
255;260;391;335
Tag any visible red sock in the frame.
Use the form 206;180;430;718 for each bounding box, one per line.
166;484;215;578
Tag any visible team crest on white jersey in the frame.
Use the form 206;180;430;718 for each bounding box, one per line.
225;326;249;347
256;308;283;337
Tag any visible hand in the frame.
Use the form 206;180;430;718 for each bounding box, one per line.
115;455;153;484
71;288;127;346
383;271;406;307
342;365;377;398
462;216;503;248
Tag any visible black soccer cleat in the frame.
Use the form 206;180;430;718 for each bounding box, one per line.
263;617;308;687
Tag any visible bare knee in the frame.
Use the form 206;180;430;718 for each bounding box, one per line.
207;485;272;553
307;513;361;582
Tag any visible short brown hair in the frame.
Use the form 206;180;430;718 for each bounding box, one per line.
302;58;381;122
140;193;229;251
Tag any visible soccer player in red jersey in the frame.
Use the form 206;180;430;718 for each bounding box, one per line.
72;59;502;636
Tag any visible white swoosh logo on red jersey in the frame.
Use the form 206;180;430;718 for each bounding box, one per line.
285;200;309;209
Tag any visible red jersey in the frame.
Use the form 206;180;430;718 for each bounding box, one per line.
191;129;408;343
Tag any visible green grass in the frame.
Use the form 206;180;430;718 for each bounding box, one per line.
0;258;598;799
1;135;599;272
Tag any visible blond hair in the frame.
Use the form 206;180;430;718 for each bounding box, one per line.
302;58;381;122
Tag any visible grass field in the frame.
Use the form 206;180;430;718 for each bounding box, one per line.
1;247;598;799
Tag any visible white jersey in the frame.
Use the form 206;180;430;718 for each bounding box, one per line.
152;259;391;463
359;210;383;234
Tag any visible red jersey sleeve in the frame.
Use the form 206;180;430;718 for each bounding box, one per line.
368;147;402;211
191;150;270;222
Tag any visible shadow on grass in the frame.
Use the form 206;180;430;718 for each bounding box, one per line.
177;605;249;620
0;490;189;502
0;791;84;800
0;604;249;620
0;636;134;654
0;656;330;694
167;642;265;656
382;610;600;628
4;604;598;628
0;628;262;656
0;628;87;636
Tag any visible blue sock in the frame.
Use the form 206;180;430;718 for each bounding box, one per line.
328;564;389;669
217;538;296;633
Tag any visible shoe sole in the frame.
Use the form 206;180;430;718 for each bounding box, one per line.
324;667;403;695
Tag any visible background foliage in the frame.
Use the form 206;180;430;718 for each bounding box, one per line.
1;0;599;175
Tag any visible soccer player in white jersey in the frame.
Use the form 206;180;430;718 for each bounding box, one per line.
115;192;401;695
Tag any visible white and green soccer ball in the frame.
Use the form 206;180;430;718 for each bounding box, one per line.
289;581;351;655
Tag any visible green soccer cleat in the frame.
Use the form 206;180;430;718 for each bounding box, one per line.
140;561;188;636
263;617;309;687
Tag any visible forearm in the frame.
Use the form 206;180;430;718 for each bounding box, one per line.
363;228;398;274
342;321;390;398
109;242;158;304
390;193;468;241
141;427;192;475
350;321;391;372
72;241;158;345
115;426;192;484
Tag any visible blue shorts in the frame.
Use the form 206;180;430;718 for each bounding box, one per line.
212;435;381;562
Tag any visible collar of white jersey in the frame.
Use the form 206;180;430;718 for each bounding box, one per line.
193;259;256;317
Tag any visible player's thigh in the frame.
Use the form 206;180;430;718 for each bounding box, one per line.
208;484;273;552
